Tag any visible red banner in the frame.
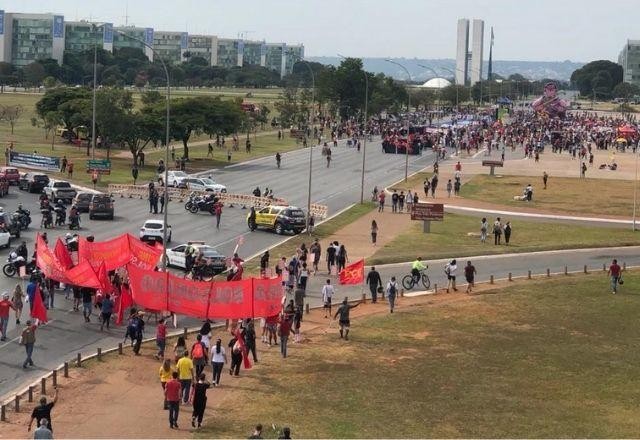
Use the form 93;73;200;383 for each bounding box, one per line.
54;239;73;270
31;285;48;324
78;235;131;271
126;264;282;320
339;259;365;285
127;235;163;270
36;234;68;283
65;260;102;290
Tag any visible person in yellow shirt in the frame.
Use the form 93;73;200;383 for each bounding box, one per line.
176;351;194;404
159;359;173;410
411;257;426;283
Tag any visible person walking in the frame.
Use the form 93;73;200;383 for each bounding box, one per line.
278;315;292;358
159;359;173;410
99;293;114;331
156;318;167;360
493;217;503;245
165;371;181;429
371;220;378;246
406;190;413;212
0;292;16;341
21;320;37;368
480;218;488;243
210;338;226;386
464;261;477;293
608;258;622;294
214;202;222;229
543;171;549;189
190;334;208;378
504;221;512;245
176;350;195;404
391;190;398;213
228;334;243;376
446;179;452;197
333;297;361;340
398;191;405;212
366;266;382;303
431;174;438;197
322;279;334;318
191;373;211;429
445;259;458;293
378;191;386;212
386;277;398;313
244;319;258;363
159;190;165;214
33;418;53;439
12;284;24;325
326;242;337;274
337;244;348;272
28;388;58;434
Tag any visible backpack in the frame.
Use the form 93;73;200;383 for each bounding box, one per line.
192;342;204;359
127;318;139;338
493;223;502;234
444;264;451;275
388;282;397;296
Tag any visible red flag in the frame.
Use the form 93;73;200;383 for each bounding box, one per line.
116;284;134;325
97;261;114;294
235;328;252;370
339;259;365;285
54;238;73;270
31;285;48;324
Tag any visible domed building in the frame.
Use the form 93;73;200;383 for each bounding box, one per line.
420;77;452;89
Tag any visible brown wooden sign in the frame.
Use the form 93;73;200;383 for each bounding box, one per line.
482;160;504;167
410;203;444;221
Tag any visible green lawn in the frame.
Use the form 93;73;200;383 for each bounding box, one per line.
461;175;635;217
244;202;376;274
367;212;639;265
388;171;433;193
198;273;640;438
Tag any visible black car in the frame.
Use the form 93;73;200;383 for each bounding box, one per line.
18;173;50;193
88;194;114;220
73;193;93;213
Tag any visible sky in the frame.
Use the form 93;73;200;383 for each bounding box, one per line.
2;0;636;62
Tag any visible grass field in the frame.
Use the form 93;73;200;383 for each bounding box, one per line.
367;212;640;265
0;91;299;188
244;202;376;274
388;171;433;193
460;175;636;217
199;272;640;438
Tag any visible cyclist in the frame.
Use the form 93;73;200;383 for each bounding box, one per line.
411;257;426;283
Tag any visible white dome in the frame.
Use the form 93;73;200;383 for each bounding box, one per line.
421;77;451;89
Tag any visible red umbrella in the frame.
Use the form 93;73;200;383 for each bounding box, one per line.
617;125;637;135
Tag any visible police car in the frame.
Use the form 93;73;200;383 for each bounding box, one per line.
248;205;306;235
165;241;227;274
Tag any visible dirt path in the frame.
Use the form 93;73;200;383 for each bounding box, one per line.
0;282;502;439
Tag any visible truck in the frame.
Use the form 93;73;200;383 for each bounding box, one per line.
44;180;77;203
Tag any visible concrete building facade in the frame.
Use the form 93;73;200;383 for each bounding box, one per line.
455;18;469;85
0;11;65;67
619;40;640;88
455;18;485;85
470;19;484;85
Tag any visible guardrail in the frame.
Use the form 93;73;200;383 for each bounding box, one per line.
106;184;328;219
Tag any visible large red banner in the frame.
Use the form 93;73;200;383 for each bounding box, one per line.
78;234;161;271
36;234;68;283
126;264;283;320
65;260;102;290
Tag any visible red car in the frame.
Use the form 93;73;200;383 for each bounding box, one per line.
0;167;20;185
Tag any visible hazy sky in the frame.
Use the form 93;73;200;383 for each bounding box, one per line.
2;0;635;62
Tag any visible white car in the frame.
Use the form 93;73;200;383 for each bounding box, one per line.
0;229;10;249
166;241;227;274
139;219;172;243
183;177;227;193
160;170;188;187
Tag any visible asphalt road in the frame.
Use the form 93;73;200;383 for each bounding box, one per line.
0;136;438;398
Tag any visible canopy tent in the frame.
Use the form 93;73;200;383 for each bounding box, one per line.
496;96;513;105
617;125;637;136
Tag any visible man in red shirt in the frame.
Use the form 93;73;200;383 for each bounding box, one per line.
165;371;181;429
278;315;292;358
0;292;16;341
608;258;622;294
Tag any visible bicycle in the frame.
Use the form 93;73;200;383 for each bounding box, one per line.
402;268;430;290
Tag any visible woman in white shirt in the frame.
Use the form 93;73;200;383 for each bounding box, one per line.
445;259;458;293
210;338;227;386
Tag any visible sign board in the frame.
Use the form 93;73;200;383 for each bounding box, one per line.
53;15;64;38
180;32;188;50
86;159;111;175
144;28;154;46
9;152;60;171
482;160;504;167
410;203;444;221
0;10;4;36
103;23;113;44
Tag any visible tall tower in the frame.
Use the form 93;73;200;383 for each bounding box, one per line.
470;19;484;85
455;18;469;85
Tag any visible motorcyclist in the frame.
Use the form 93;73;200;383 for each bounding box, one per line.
15;203;30;228
54;199;67;226
252;186;261;197
69;205;80;229
275;152;281;168
39;192;49;203
40;202;53;228
411;257;426;282
65;233;79;252
16;241;28;260
248;206;257;231
185;242;196;273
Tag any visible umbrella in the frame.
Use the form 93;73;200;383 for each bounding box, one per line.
616;138;628;143
617;125;637;135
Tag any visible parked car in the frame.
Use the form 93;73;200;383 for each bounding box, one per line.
184;177;227;193
139;219;172;243
18;173;50;193
0;167;20;185
248;205;306;235
88;194;114;220
44;180;77;203
160;170;188;187
73;192;93;213
0;177;8;197
166;241;227;274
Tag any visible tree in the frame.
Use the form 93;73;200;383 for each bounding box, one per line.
570;60;623;96
36;87;92;133
613;82;640;100
439;85;467;106
1;105;24;134
22;62;46;88
0;62;16;92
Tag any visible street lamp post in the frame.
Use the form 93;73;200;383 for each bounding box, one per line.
634;147;638;231
293;58;315;234
90;24;98;158
338;54;368;204
116;30;171;267
384;59;411;182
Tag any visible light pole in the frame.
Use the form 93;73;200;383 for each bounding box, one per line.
293;57;315;234
338;54;368;204
384;59;411;182
90;24;98;158
634;146;638;231
116;30;171;268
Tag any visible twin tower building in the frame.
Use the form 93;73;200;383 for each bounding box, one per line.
455;18;485;86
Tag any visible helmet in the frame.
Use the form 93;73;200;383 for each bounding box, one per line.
65;233;71;238
57;199;63;204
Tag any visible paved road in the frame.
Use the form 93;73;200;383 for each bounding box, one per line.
0;136;439;398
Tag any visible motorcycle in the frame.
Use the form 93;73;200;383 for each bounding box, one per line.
3;253;35;277
54;206;66;226
14;210;31;229
69;214;81;230
40;208;54;229
184;193;217;215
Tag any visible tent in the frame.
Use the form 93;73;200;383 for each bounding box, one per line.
497;97;513;105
